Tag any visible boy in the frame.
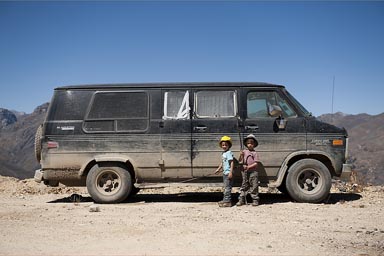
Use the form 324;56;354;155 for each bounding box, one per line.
215;136;234;207
237;134;260;206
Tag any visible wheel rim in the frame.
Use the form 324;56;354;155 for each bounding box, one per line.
297;168;322;193
95;169;121;196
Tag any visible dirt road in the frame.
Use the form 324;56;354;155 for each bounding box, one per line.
0;176;383;255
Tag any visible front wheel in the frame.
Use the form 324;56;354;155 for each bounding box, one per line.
286;159;331;203
86;163;132;204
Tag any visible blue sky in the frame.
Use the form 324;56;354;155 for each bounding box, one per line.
0;1;383;116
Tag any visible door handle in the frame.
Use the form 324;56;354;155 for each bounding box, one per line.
245;125;259;131
194;126;207;132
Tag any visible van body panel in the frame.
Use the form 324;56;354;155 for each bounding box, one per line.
159;88;193;178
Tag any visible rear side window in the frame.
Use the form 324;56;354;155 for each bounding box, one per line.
84;91;148;132
195;91;237;118
47;90;92;121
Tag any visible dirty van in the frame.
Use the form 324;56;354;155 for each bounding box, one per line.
34;82;351;203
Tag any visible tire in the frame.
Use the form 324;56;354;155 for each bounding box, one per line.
286;159;331;203
86;163;132;204
34;124;43;162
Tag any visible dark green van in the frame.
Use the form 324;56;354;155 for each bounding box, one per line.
34;82;351;203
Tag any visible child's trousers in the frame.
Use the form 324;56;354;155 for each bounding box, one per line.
223;174;233;202
238;170;259;202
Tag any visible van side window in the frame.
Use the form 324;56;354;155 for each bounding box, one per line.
247;91;297;118
163;91;190;120
275;93;297;117
48;90;92;120
247;92;273;118
195;91;236;118
84;91;148;132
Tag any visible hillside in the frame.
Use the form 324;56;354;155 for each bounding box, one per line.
0;105;383;184
0;103;48;179
318;112;384;185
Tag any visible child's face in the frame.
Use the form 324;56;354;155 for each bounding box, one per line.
220;141;230;151
245;139;256;150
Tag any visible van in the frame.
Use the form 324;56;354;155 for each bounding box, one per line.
34;82;351;203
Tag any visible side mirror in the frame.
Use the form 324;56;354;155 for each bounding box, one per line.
275;116;287;130
269;105;282;117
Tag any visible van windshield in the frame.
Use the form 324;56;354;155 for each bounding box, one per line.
283;88;311;116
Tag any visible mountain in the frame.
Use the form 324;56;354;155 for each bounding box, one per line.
0;103;48;179
317;112;384;185
0;105;383;185
0;108;18;128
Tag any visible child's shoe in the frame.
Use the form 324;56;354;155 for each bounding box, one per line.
219;201;232;207
217;200;225;206
252;200;259;206
236;199;246;206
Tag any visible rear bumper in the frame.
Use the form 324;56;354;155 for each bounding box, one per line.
339;164;352;181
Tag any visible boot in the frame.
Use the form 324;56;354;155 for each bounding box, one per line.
219;201;232;207
236;198;246;206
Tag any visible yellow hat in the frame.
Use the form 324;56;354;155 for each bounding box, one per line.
219;136;232;148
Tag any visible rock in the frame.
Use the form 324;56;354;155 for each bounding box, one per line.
89;205;100;212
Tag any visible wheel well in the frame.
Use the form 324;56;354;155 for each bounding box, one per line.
82;160;136;181
286;154;336;177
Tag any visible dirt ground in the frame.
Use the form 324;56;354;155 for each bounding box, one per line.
0;176;383;256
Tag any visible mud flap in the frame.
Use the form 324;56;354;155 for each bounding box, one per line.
339;164;352;182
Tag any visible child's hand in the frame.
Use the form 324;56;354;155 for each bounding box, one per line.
214;168;220;174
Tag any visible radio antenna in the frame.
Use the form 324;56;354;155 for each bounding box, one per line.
332;76;335;114
331;75;335;123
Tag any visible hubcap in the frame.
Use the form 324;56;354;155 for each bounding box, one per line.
96;170;121;196
298;169;321;192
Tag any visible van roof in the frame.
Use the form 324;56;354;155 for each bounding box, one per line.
56;82;285;90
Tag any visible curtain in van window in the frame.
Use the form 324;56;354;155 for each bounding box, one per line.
195;91;236;118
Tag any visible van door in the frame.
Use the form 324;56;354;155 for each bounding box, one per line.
160;89;193;179
191;89;241;179
241;88;306;182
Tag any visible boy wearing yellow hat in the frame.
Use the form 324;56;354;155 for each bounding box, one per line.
215;136;235;207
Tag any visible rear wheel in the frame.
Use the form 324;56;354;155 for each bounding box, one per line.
286;159;331;203
86;163;132;204
34;124;43;162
